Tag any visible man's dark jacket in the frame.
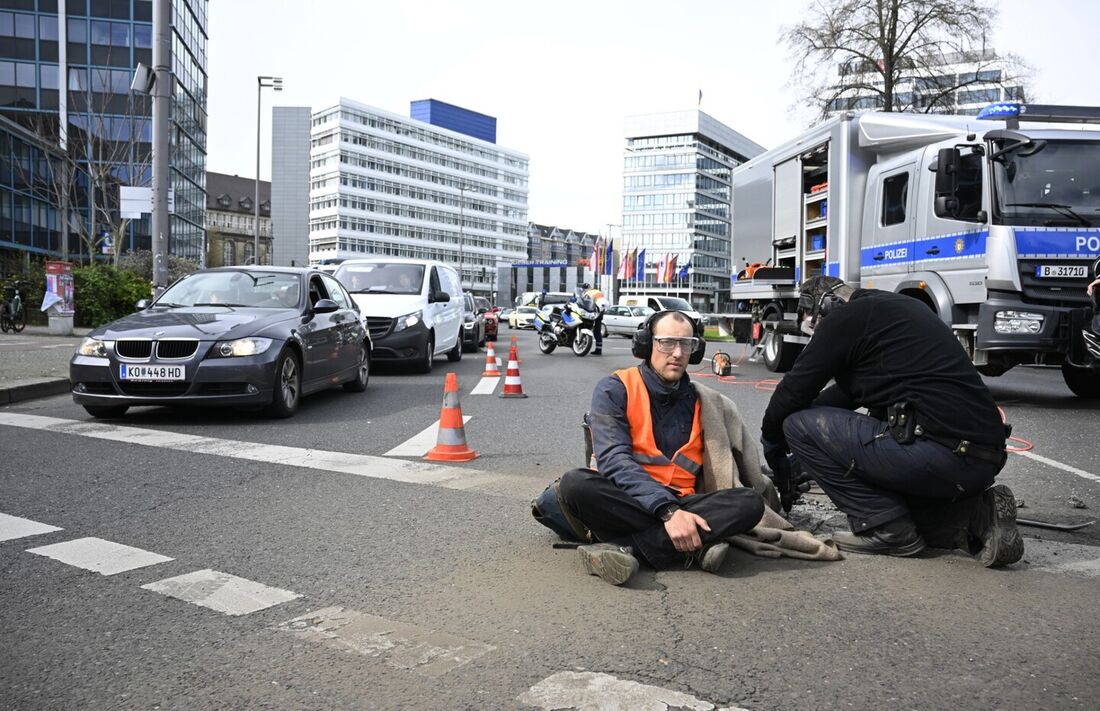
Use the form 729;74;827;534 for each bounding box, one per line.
762;289;1005;448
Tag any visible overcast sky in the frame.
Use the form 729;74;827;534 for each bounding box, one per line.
206;0;1100;235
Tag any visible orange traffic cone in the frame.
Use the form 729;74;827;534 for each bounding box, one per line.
481;341;500;376
499;345;528;398
510;334;522;363
424;372;479;462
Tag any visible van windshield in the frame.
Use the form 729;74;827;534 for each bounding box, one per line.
334;263;425;295
658;297;693;311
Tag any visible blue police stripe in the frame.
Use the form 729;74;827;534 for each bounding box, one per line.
861;230;987;268
1014;228;1100;258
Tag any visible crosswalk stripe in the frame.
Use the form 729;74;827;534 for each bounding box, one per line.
26;536;173;576
519;671;750;711
0;512;62;542
278;606;494;676
142;569;301;616
0;413;496;490
384;415;473;456
470;376;499;395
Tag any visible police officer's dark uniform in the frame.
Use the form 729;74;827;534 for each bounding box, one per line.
761;277;1023;567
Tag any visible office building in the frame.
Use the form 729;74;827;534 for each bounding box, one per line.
270;105;309;267
827;49;1026;115
495;222;598;307
0;0;208;265
305;97;529;296
204;171;269;267
622;110;764;312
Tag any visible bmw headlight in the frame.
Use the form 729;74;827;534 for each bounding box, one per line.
392;310;422;333
78;337;111;358
216;337;274;357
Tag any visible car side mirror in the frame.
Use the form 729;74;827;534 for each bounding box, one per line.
477;307;488;315
136;299;150;310
312;298;339;314
430;291;450;303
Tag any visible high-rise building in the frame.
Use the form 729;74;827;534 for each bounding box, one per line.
622;110;764;312
270;105;309;267
305;97;528;296
0;0;208;265
827;49;1026;116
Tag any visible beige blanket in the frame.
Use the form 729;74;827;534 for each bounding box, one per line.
694;382;842;562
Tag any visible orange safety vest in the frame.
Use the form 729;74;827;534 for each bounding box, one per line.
614;367;704;497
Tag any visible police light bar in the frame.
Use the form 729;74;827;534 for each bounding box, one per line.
978;102;1100;124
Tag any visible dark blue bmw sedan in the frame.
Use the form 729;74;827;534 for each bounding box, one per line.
70;267;370;419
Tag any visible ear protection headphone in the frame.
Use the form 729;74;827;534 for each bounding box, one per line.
631;310;707;365
798;278;846;335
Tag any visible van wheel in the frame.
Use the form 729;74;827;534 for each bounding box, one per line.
761;313;800;373
418;336;436;373
446;335;462;362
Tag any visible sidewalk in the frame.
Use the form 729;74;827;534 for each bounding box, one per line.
0;325;91;405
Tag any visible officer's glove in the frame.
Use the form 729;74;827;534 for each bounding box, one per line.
761;437;798;514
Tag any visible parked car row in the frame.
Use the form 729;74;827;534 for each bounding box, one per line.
70;257;500;421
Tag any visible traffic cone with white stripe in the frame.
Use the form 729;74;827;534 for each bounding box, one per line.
510;334;522;363
424;372;479;462
481;341;500;377
499;345;528;399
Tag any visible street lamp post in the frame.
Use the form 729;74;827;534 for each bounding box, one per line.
255;76;283;266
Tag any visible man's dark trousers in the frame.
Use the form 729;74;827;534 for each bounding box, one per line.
782;407;1000;535
558;468;764;569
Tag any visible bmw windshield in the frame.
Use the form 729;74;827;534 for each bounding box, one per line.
155;271;301;308
991;139;1100;227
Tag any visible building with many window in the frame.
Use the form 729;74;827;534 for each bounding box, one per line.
204;171;269;268
495;222;598;307
827;49;1026;116
305;97;529;296
0;0;208;266
270;105;309;267
621;110;764;312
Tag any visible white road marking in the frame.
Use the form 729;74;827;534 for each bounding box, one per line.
1016;450;1100;485
0;512;62;542
142;568;300;616
519;671;750;711
0;413;491;489
383;415;473;456
1019;539;1100;579
470;377;499;395
278;606;494;677
27;537;173;575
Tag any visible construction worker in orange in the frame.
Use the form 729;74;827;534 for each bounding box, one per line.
424;372;478;462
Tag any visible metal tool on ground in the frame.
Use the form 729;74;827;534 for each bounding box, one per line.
424;372;479;462
499;345;528;398
1016;518;1095;532
481;341;500;377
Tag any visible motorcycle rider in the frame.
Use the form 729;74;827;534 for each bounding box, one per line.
575;283;607;355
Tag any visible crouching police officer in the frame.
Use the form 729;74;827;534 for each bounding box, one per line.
761;276;1023;567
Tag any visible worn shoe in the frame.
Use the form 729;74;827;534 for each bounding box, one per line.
973;484;1024;567
579;543;639;585
699;541;730;573
834;517;927;557
592;348;602;355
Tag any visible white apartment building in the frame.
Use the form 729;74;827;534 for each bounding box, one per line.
622;111;765;312
306;98;529;296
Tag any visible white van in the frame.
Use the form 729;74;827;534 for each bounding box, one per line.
618;294;702;324
333;258;463;373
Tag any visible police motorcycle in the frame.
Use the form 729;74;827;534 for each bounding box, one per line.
533;288;600;356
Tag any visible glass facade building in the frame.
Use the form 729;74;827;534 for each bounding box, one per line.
622;110;764;312
307;98;529;296
0;0;207;263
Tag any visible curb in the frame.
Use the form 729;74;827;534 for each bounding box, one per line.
1;379;71;405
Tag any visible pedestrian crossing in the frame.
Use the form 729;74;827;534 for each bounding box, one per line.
27;537;173;576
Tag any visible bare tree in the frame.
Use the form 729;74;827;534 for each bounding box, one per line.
784;0;1031;120
15;60;151;266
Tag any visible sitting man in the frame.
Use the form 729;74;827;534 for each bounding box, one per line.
554;310;767;585
761;276;1022;566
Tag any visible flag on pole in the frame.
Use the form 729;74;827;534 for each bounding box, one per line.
591;237;601;276
636;248;646;284
665;254;678;284
625;248;636;280
604;240;614;275
678;263;690;281
617;245;629;279
655;253;666;284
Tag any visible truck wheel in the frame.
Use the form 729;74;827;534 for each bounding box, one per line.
761;314;800;373
1061;363;1100;398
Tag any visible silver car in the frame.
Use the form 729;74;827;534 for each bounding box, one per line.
603;305;654;337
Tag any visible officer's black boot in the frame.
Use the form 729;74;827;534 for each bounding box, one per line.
833;516;926;557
